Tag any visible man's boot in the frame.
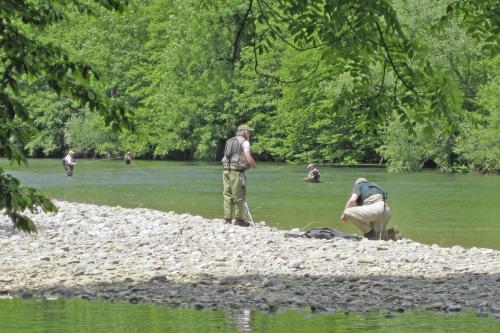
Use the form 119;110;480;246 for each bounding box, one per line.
234;218;250;227
384;227;400;241
224;218;232;224
363;229;377;240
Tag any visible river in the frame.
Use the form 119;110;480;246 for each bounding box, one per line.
2;159;498;249
1;159;499;332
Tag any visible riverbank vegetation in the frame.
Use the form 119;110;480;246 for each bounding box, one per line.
1;0;498;230
14;0;497;173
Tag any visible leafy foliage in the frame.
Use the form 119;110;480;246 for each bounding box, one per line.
0;167;56;232
65;111;121;157
0;0;132;231
437;0;499;55
1;0;498;233
378;0;498;172
454;73;500;173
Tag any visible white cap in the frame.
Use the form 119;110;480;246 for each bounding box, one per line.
355;177;367;184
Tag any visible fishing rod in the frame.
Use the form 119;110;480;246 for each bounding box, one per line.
77;157;123;163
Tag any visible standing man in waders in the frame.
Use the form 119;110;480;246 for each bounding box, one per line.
304;164;321;183
222;124;256;227
340;177;397;240
63;150;77;176
123;152;133;165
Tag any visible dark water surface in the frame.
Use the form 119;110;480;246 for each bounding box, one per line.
0;298;498;333
2;159;498;249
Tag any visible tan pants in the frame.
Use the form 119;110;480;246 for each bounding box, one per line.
343;194;391;234
223;170;246;220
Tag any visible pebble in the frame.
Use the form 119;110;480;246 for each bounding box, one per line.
0;200;498;314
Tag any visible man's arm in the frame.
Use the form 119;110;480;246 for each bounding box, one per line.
345;193;358;209
64;156;76;166
340;193;358;221
244;151;256;169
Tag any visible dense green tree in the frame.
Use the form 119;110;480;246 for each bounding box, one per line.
455;71;500;173
204;0;470;129
4;0;498;170
133;0;246;159
1;0;498;233
379;0;498;172
65;111;121;157
0;0;132;231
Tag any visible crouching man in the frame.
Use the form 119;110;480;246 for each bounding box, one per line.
340;177;397;240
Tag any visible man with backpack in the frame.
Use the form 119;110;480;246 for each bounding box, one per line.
340;177;395;240
222;124;256;227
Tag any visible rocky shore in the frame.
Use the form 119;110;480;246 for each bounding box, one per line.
1;201;499;317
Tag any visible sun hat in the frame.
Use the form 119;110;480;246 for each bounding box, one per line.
237;124;254;132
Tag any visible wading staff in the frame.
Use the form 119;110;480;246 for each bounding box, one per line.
379;192;388;240
379;201;386;240
242;172;255;227
244;200;256;227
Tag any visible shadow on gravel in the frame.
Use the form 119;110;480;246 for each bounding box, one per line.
5;272;499;315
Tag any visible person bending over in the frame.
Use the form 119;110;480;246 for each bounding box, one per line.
340;177;396;240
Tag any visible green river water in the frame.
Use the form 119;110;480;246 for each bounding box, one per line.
0;298;498;333
1;159;498;249
0;159;498;332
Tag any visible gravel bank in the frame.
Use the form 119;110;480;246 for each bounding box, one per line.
1;201;499;316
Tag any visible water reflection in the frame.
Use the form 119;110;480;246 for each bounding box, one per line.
225;309;253;332
0;298;498;333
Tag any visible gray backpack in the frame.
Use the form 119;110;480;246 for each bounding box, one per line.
222;136;247;170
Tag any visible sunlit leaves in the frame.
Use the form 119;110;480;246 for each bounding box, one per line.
436;0;499;55
0;171;57;233
0;0;130;231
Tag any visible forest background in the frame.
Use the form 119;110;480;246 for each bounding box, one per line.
1;0;498;231
8;0;500;174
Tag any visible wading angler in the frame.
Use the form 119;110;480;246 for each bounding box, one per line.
221;124;257;227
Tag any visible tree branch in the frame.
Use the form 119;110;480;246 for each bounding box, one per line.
376;58;388;98
251;7;319;84
256;0;326;52
226;0;253;62
374;20;423;99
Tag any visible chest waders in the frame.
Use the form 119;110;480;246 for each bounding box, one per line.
223;136;255;226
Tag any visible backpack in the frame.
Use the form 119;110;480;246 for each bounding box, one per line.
359;182;388;205
223;137;240;160
283;228;361;240
222;136;246;170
